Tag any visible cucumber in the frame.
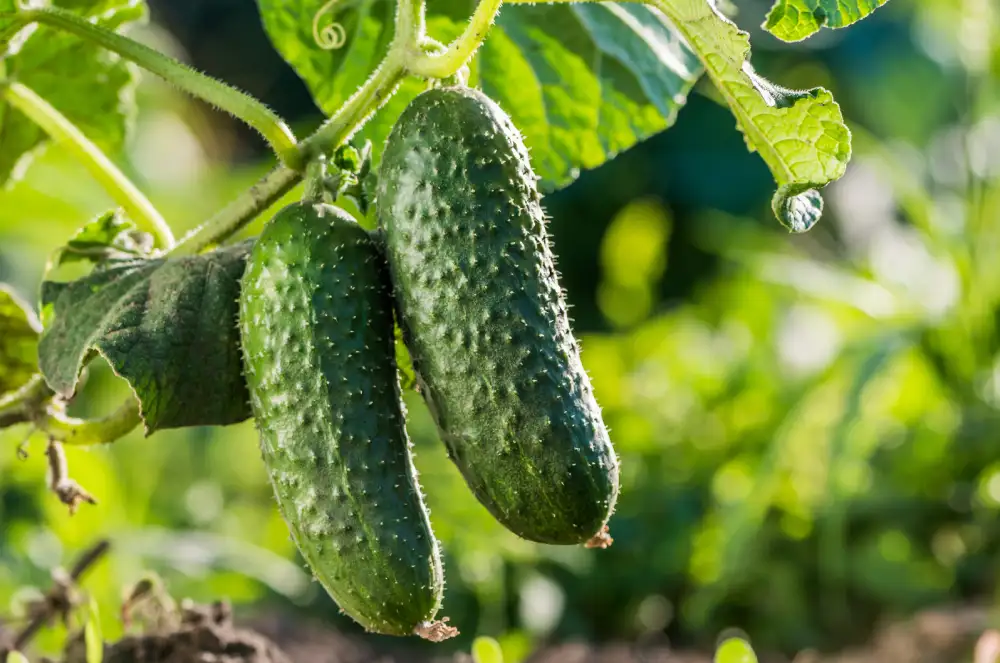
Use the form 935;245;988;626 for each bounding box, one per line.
239;202;454;639
376;86;620;546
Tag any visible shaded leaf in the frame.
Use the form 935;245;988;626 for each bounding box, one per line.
765;0;890;42
0;284;41;399
38;241;253;434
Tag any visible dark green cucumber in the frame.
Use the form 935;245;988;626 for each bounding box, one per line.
239;202;451;638
376;86;620;545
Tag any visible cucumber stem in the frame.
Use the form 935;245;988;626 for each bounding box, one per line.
140;0;423;257
170;58;408;256
0;7;303;169
303;156;329;203
0;375;51;430
2;82;176;249
406;0;502;79
168;164;300;256
0;374;141;446
43;396;142;446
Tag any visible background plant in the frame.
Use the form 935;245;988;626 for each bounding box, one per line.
1;0;993;660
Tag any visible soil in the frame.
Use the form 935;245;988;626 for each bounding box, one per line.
57;601;995;663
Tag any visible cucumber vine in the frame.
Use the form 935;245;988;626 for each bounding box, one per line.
0;0;496;447
313;0;349;50
0;0;887;568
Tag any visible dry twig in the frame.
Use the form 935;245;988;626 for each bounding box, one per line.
1;540;111;656
46;439;97;514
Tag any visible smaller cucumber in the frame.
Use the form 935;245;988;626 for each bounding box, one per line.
239;201;454;640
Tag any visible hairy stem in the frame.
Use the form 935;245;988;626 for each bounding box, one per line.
42;396;142;446
407;0;502;79
134;0;424;256
394;0;426;48
0;375;52;429
0;7;301;168
2;374;140;446
303;156;328;203
303;59;406;157
168;164;300;256
172;55;409;255
2;82;175;248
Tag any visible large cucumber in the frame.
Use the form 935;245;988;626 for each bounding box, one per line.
377;86;620;546
239;202;453;639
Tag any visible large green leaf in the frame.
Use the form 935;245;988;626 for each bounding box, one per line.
38;242;253;434
479;3;701;190
651;0;851;232
0;284;41;399
764;0;890;42
256;0;701;191
0;0;145;185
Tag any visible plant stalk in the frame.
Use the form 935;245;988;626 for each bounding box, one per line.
407;0;502;78
0;375;52;429
0;7;302;168
2;82;175;249
171;49;409;256
42;396;142;446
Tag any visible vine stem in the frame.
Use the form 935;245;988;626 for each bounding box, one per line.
0;7;302;169
169;9;415;256
43;396;142;446
0;375;51;429
170;0;504;256
0;374;141;445
406;0;502;79
2;82;175;249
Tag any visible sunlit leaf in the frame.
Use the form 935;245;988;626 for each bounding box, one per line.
0;284;41;399
764;0;891;42
650;0;851;232
256;0;701;190
0;0;146;185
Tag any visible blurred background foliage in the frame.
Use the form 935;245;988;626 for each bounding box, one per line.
2;0;1000;659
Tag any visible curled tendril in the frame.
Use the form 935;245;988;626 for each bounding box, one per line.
312;0;348;50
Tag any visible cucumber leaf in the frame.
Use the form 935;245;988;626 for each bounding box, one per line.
255;0;701;191
651;0;851;232
45;209;153;274
479;3;701;190
37;241;253;433
0;0;146;186
0;284;41;400
258;0;851;230
764;0;890;42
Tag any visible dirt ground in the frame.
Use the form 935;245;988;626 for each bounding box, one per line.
58;601;997;663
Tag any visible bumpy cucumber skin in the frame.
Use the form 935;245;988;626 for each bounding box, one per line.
376;87;620;545
239;202;443;635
